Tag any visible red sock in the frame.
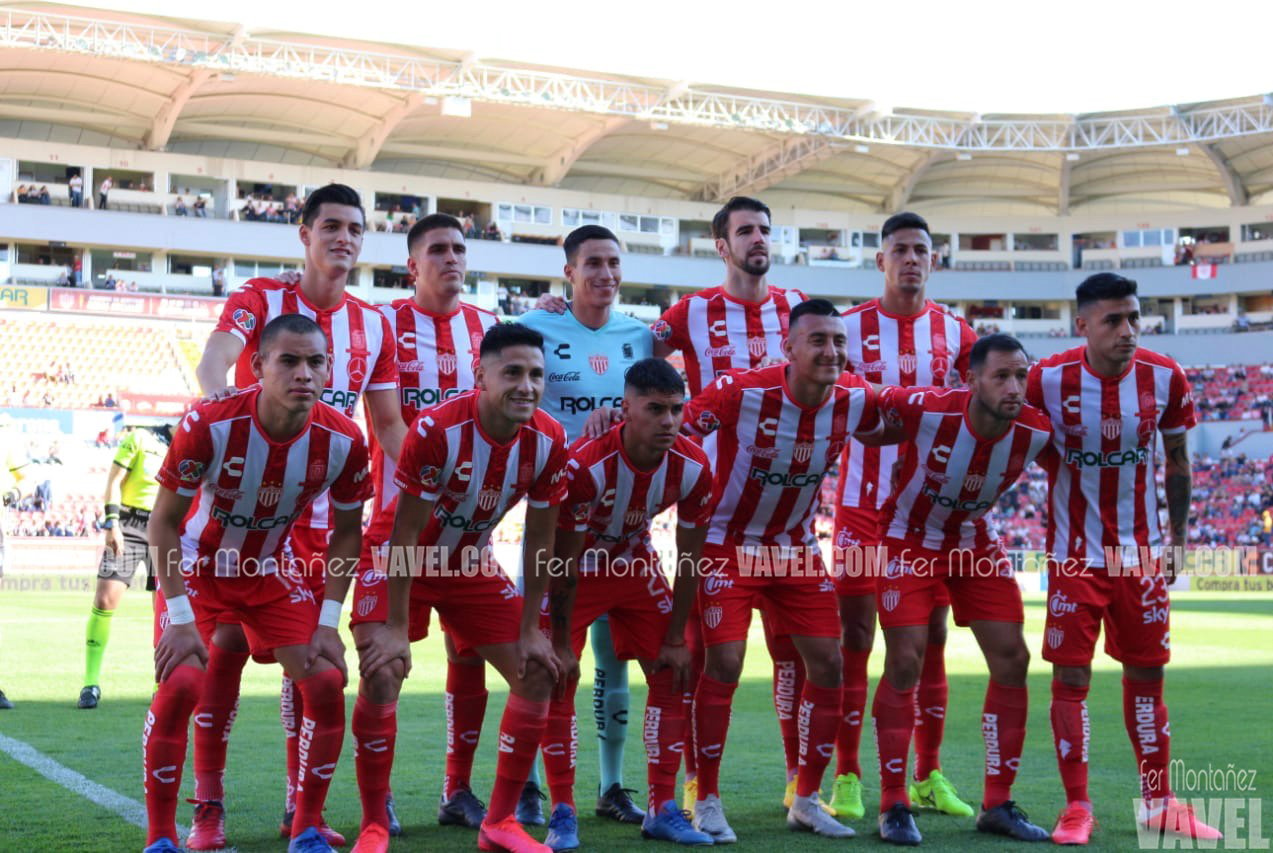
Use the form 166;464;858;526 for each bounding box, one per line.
291;668;345;837
645;668;686;809
1123;677;1171;802
982;681;1028;809
144;664;203;845
765;626;804;778
692;675;737;798
872;678;916;811
487;693;550;822
683;619;704;779
542;690;578;809
913;643;948;780
281;675;300;814
796;682;841;798
353;693;397;831
1050;680;1091;805
444;660;488;799
835;648;870;777
192;645;248;802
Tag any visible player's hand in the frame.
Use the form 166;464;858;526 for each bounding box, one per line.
105;525;124;557
199;387;240;403
277;269;303;286
756;355;788;368
582;406;623;439
534;293;568;314
518;629;562;682
154;622;207;683
552;644;580;701
357;624;412;680
651;642;693;695
305;625;348;687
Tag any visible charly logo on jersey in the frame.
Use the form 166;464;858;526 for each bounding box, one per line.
746;337;767;358
477;488;501;512
232;308;256;332
437;350;458;374
177;459;205;483
589;354;609;375
792;442;815;464
258;482;283;508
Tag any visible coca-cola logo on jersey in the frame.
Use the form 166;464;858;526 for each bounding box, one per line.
548;371;581;382
857;360;889;373
704;345;736;358
746;444;780;459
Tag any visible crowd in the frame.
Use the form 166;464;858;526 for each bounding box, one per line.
13;184;52;205
238;192;303;224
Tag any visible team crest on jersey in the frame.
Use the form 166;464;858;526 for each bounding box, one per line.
696;411;720;432
792;442;814;464
703;605;724;630
347;355;367;385
624;508;647;528
437;351;458;375
177;459;205;483
350;330;367;351
652;319;672;341
881;587;901;612
356;595;379;617
478;488;501;512
308;460;326;482
258;484;283;507
232;308;256;332
747;337;767;359
898;352;918;373
1046;628;1065;650
963;473;985;493
1100;417;1122;440
589;354;609;375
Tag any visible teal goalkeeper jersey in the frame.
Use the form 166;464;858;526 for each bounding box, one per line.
519;307;654;441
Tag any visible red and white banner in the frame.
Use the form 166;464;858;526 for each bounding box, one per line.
49;287;224;322
1191;263;1217;280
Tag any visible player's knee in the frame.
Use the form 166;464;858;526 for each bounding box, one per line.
705;653;743;684
518;661;555;701
885;646;922;689
989;642;1030;686
362;662;404;703
1054;664;1091;688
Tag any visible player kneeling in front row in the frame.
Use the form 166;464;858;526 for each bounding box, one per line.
539;358;716;849
142;314;371;853
350;323;570;853
865;334;1052;846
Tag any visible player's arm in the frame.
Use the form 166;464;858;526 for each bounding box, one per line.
364;388;407;463
1161;430;1192;582
657;522;707;694
359;491;429;679
147;486;205;681
855;385;914;446
306;505;363;683
548;526;584;698
196;331;245;396
101;461;128;556
653;337;675;359
520;504;563;681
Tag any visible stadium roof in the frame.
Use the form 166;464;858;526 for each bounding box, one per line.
3;3;1273;217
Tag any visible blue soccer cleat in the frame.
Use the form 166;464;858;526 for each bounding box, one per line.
545;803;580;851
642;800;715;846
142;839;181;853
288;825;337;852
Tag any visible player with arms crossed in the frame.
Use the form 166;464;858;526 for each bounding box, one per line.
828;211;978;822
350;323;569;853
866;334;1052;846
538;358;714;849
1026;273;1220;845
142;314;371;853
191;183;403;848
681;298;881;842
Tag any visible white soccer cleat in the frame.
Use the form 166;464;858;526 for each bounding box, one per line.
788;793;856;838
693;794;738;844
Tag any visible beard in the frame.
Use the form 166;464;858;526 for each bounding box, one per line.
736;252;770;276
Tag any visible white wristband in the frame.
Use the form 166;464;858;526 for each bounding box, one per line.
166;594;195;626
318;598;343;629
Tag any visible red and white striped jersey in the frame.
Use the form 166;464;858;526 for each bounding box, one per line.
388;391;570;566
878;386;1053;551
369;299;500;521
1026;346;1197;568
561;426;714;567
652;285;807;396
683;364;879;549
837;299;977;511
155;387;371;577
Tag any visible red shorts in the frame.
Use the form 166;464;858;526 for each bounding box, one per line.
156;572;320;657
831;506;949;609
287;524;332;595
350;542;520;656
697;543;840;647
875;539;1022;629
540;563;675;661
1042;561;1171;668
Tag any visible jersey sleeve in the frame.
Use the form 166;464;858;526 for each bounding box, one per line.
156;409;213;497
676;457;715;528
528;434;571;509
954;319;978;386
1024;363;1044;409
1160;363;1198;433
393;414;448;502
681;372;737;436
559;456;599;532
877;385;929;435
329;433;373;510
212;284;266;346
111;431;138;469
652;296;691;352
365;311;398;393
853;382;882;436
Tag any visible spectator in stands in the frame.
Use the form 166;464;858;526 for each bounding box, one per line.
174;196;188;216
193;196;207;218
69;173;84;207
102;272;116;291
484;220;503;241
211;265;225;297
97;175;112;210
284;192;301;224
462;213;477;238
38;186;51;205
57;267;69;286
126;280;138;293
103;392;116;408
14;184;26;203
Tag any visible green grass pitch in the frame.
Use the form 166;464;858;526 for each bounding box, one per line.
1;582;1270;851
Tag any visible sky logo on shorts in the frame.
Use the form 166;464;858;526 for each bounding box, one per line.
232;308;256;332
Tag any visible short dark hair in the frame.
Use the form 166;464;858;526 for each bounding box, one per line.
624;358;685;397
301;183;365;228
1075;272;1138;310
563;225;620;265
479;322;544;359
788;298;841;331
259;313;327;355
407;213;464;254
969;333;1027;372
881;211;931;241
711;196;771;240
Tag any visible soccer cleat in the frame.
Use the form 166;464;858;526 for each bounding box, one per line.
142;838;181;853
185;800;227;851
439;785;488;829
826;772;865;820
642;800;715;846
878;802;922;846
692;795;737;844
350;822;390;853
595;782;645;824
289;825;338;852
783;779;796;809
787;793;855;838
681;777;698;817
279;811;347;846
976;800;1050;842
1052;803;1097;845
385;793;402;837
478;813;553;852
0;689;11;709
516;781;547;826
544;803;580;851
1140;798;1223;841
908;770;974;817
78;685;101;709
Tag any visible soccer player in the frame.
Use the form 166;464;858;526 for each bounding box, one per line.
866;334;1052;845
539;358;714;849
78;417;172;709
349;323;570;853
1026;273;1220;845
681;298;881;842
142;314;371;853
191;183;402;848
520;225;655;826
829;211;978;821
374;213;500;833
